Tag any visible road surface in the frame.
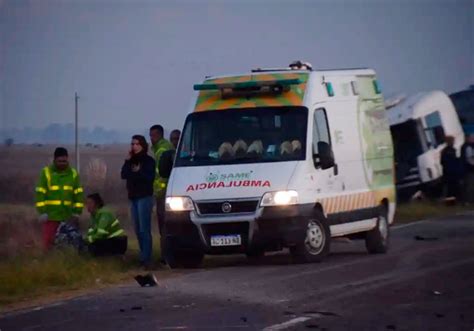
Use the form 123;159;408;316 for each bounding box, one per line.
2;214;474;331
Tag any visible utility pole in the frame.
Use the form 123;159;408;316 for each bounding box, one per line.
75;92;80;174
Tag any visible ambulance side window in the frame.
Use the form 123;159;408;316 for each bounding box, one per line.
312;108;331;154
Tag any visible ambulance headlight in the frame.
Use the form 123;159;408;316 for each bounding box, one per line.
166;197;195;212
260;191;299;206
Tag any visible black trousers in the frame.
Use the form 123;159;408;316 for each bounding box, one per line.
444;176;460;199
88;236;128;257
156;197;166;235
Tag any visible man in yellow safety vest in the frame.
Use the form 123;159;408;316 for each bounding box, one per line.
35;147;84;250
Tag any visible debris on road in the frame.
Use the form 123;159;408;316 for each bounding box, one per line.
414;235;439;241
134;274;158;287
131;306;143;311
432;290;443;296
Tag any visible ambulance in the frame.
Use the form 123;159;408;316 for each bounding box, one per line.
163;62;396;268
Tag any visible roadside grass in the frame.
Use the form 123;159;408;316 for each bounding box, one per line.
0;241;164;308
395;200;473;224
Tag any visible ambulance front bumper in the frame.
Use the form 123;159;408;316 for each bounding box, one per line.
164;204;312;254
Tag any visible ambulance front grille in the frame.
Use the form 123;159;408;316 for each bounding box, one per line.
197;200;259;215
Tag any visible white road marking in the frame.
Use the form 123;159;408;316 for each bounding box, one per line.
263;316;315;331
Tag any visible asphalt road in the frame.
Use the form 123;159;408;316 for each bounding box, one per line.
2;214;474;331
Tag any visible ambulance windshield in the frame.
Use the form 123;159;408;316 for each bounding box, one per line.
175;107;308;167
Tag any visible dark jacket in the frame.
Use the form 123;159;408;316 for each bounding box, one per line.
441;146;463;179
158;149;176;179
461;142;474;173
121;153;156;200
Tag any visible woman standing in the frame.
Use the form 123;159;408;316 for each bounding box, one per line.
121;135;156;268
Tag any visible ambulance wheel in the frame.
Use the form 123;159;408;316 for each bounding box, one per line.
365;206;390;254
164;237;204;269
290;212;330;263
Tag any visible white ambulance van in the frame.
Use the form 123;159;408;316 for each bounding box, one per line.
163;62;396;268
387;91;464;198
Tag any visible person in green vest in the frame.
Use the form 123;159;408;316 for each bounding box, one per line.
85;193;127;256
35;147;84;250
149;125;174;259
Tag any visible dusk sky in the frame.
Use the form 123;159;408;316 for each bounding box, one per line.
1;0;473;134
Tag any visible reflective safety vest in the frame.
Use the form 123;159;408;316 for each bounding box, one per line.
35;165;84;221
86;208;125;243
152;138;174;198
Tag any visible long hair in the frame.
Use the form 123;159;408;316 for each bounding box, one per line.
132;135;149;154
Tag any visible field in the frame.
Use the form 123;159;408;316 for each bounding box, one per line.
0;144;472;308
0;144;130;204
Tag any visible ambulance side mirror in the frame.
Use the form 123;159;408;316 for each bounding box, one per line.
314;141;335;170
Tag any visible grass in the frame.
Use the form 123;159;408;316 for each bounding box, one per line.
395;200;473;224
0;250;128;306
0;242;164;309
0;201;472;309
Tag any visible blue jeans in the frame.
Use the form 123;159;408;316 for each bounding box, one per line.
130;196;153;264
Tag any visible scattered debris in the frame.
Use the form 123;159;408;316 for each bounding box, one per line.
119;309;125;313
284;311;296;316
432;290;443;296
386;325;396;330
240;317;248;323
134;274;158;287
172;303;195;309
131;306;143;311
410;190;424;201
435;313;444;318
414;235;439;241
305;324;319;329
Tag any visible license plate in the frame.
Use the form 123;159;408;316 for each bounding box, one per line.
210;235;242;247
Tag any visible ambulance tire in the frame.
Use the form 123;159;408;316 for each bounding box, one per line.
164;237;204;269
290;212;330;263
365;206;390;254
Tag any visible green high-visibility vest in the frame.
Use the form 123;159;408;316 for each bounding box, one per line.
86;207;125;243
151;138;174;197
35;165;84;221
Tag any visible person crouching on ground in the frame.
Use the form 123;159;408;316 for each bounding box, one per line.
35;147;84;250
85;193;127;256
121;135;156;269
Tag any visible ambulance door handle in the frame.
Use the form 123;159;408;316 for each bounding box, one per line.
333;164;339;176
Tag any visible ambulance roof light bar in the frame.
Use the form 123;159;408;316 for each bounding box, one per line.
193;78;302;91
